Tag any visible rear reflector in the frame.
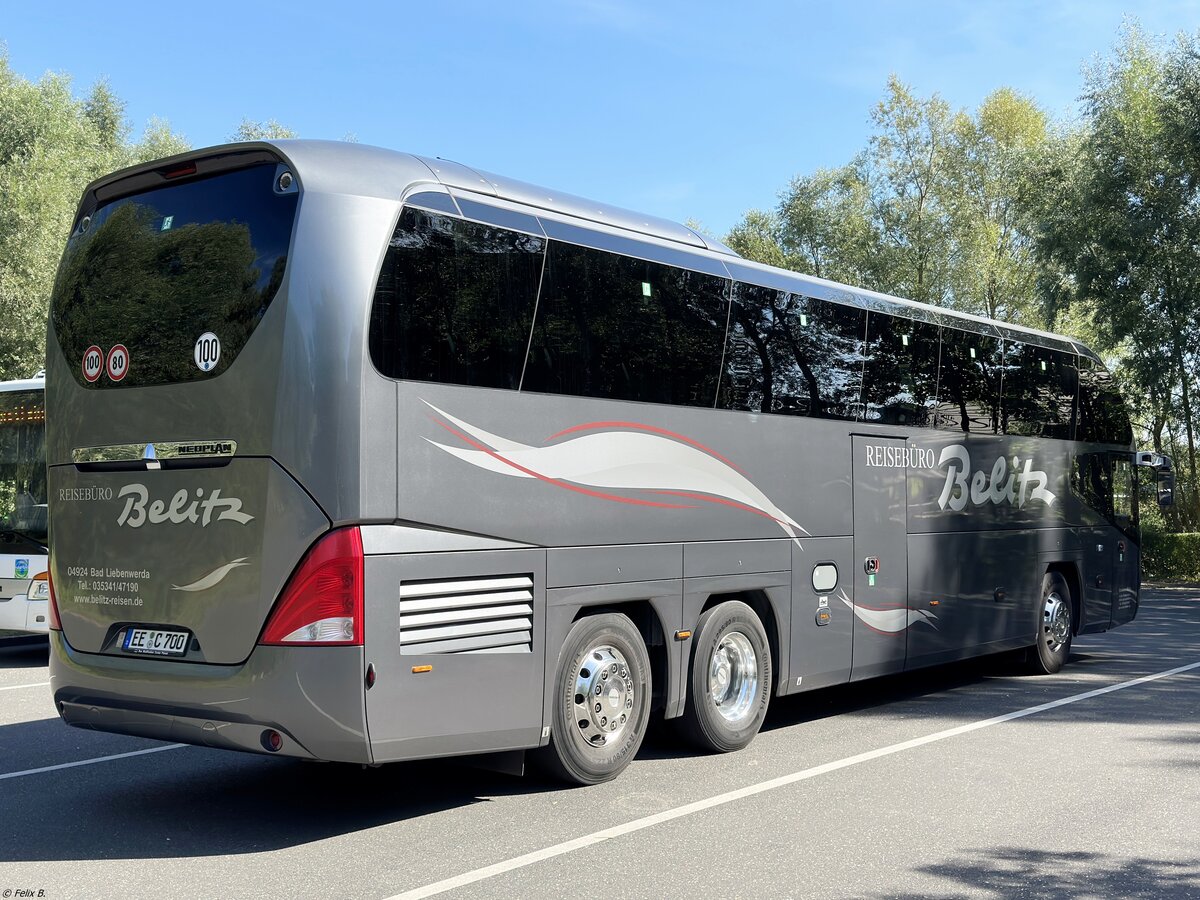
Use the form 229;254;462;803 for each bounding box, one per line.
47;570;62;631
259;527;363;646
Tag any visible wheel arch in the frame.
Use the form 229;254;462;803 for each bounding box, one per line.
1045;562;1082;636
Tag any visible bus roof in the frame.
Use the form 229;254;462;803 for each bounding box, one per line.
0;375;45;393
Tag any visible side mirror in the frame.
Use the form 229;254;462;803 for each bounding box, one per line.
1136;450;1175;508
1158;468;1175;508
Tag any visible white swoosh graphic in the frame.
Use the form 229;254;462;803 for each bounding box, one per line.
838;590;937;633
423;402;808;543
171;558;249;592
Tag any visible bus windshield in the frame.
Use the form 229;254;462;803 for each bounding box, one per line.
0;388;47;550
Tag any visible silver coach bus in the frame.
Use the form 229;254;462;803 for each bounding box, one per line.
44;141;1173;784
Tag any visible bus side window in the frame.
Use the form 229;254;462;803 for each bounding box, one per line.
1112;454;1136;530
1002;343;1077;439
1078;360;1133;446
720;286;865;421
934;328;1002;434
860;312;938;427
1073;452;1113;520
368;208;544;390
521;242;730;407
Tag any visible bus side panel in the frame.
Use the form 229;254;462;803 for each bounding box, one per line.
1077;525;1114;632
787;536;854;693
906;529;1041;669
363;548;546;762
1112;537;1139;627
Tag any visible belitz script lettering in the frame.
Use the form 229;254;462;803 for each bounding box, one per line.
937;445;1056;511
116;484;254;528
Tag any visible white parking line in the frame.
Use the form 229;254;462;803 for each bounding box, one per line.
0;681;49;691
0;744;186;781
387;659;1200;900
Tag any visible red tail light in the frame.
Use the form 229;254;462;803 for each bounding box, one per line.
47;570;62;631
260;527;363;646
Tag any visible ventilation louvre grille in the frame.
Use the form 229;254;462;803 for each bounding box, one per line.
399;575;533;654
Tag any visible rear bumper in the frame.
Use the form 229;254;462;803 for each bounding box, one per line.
0;596;48;634
49;631;372;763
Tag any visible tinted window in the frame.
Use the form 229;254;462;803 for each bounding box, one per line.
861;313;939;427
51;163;297;388
1073;451;1113;519
369;207;544;389
933;329;1003;433
1077;360;1133;445
721;285;865;420
1112;454;1136;533
521;241;729;406
1002;343;1077;439
0;389;46;549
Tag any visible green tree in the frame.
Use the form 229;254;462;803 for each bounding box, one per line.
864;76;955;306
0;55;190;379
744;78;1049;328
777;163;881;286
723;209;788;268
231;118;298;141
943;88;1048;325
1029;25;1200;527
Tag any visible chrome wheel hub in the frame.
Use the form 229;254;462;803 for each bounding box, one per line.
708;631;759;724
1043;592;1070;650
573;645;635;747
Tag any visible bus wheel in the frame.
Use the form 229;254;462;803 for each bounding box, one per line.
539;613;652;785
1028;572;1073;674
679;601;772;753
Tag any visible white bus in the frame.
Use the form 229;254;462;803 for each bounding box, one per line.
0;374;49;635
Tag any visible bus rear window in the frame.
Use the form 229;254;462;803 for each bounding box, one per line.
50;162;298;388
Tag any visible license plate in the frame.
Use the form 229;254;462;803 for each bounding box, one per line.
122;627;190;657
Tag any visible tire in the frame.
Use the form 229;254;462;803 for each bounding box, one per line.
1027;572;1073;674
678;600;772;753
537;613;652;785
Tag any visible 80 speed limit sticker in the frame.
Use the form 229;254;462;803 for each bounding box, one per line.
106;344;129;382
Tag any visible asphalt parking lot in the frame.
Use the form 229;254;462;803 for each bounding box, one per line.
2;587;1198;900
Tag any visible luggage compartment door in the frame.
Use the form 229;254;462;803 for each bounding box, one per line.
850;436;910;681
364;548;546;762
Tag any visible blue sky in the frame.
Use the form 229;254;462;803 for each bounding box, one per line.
4;1;1199;235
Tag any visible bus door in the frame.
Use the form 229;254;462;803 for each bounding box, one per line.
1110;453;1139;626
849;435;909;681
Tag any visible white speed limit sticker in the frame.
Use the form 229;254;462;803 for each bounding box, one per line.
106;344;129;382
194;332;221;372
82;345;103;383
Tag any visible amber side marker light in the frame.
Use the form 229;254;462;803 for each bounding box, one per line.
411;665;433;674
674;630;692;641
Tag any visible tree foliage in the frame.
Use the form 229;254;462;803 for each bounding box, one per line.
1029;25;1200;527
232;118;298;141
0;55;189;379
728;78;1049;326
